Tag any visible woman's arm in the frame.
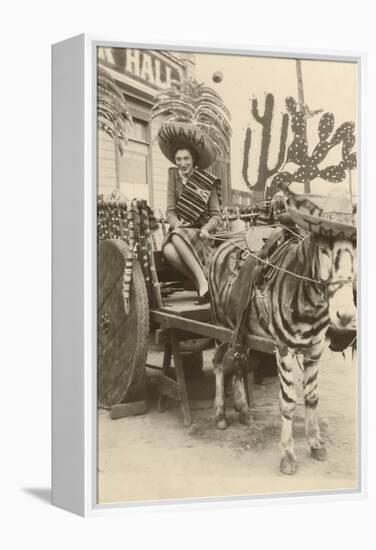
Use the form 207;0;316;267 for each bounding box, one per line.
165;168;181;229
202;185;221;234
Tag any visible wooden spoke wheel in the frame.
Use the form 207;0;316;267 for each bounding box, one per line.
98;239;149;409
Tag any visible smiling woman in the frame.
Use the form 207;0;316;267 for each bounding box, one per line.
158;123;223;301
174;148;195;177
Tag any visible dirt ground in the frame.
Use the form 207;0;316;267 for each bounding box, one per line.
97;346;357;504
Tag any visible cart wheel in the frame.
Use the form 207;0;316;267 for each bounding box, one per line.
98;239;149;408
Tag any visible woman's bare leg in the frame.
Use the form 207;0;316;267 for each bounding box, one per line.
163;243;192;281
171;234;208;296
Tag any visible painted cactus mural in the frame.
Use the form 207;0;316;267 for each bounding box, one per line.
242;93;289;202
267;96;357;198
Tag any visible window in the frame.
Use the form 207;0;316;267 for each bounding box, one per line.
117;119;150;201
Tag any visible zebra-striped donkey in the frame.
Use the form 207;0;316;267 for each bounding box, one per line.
209;192;357;475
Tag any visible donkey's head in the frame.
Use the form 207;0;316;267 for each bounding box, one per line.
278;184;357;330
314;234;357;330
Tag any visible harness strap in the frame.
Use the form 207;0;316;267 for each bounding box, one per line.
231;272;254;346
261;239;294;282
231;230;296;346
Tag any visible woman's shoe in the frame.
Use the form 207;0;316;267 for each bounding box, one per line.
195;291;210;305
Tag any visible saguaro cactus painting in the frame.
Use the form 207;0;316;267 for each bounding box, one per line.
242;93;289;202
268;96;357;197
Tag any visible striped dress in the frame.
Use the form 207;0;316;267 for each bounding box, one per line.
163;167;222;277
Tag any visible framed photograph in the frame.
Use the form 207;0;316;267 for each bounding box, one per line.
52;35;365;516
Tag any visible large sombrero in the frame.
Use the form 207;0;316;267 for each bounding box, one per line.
286;191;356;240
158;122;217;170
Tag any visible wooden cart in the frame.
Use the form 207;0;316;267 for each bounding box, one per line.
97;199;278;425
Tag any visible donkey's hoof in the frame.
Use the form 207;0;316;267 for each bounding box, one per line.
216;418;228;430
239;412;253;426
311;445;327;461
280;452;297;475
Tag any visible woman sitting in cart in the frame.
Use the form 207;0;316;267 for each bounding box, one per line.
158;122;222;303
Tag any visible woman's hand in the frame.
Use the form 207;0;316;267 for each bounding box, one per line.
199;227;210;239
175;220;191;229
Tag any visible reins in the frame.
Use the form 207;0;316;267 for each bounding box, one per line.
209;230;355;289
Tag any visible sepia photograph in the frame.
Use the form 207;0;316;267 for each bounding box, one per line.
96;46;358;505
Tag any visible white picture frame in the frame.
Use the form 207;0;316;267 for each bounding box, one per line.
52;34;366;517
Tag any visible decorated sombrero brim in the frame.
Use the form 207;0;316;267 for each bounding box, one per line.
158;122;217;169
286;193;356;240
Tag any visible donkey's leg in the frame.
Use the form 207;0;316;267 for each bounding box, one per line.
214;368;227;429
303;352;327;461
232;372;253;426
276;348;298;475
213;343;229;429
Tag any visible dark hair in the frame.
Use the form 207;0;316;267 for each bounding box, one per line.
173;144;198;166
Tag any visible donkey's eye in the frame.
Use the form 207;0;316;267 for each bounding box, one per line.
320;248;329;257
234;352;240;359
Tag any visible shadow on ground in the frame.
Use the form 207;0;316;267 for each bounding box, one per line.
23;488;51;504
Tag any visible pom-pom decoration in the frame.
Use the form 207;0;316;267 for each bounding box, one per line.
212;71;223;83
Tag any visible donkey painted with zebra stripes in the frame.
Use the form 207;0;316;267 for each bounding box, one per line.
209;198;356;475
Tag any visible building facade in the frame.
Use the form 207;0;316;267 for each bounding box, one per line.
97;48;231;213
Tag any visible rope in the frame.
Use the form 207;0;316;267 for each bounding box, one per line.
261;223;305;241
209;233;355;288
214;224;304;241
209;234;324;286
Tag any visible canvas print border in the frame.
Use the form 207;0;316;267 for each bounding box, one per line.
52;34;366;517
